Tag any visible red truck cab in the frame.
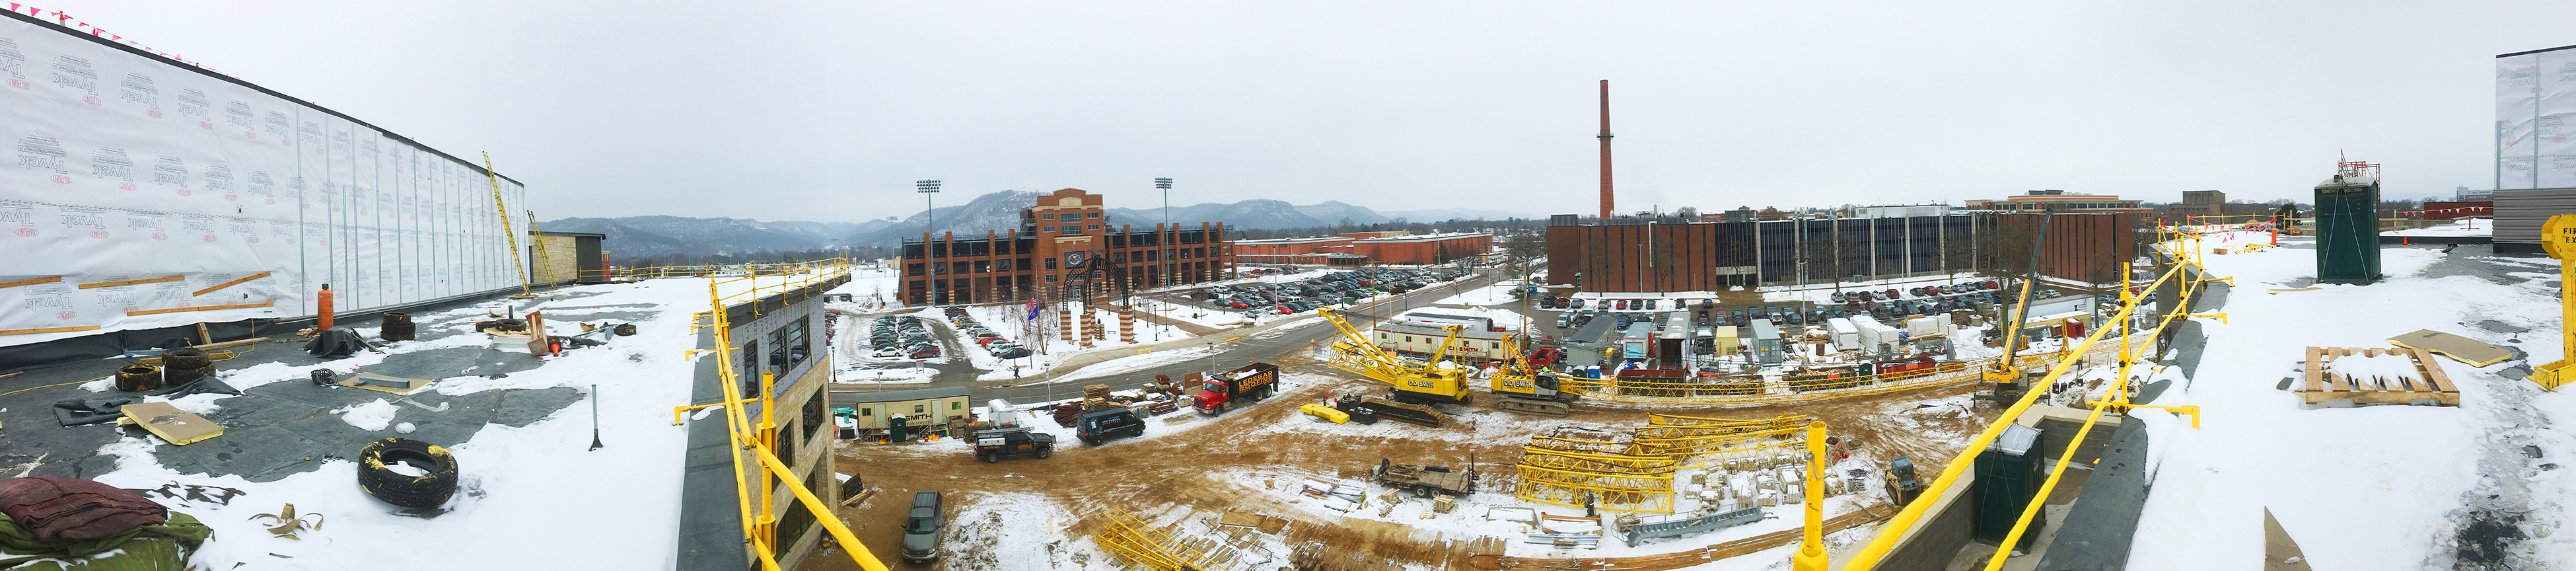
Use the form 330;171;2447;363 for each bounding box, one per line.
1192;362;1281;414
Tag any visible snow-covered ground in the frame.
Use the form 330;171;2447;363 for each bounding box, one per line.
2127;232;2576;568
2386;217;2493;237
77;277;718;570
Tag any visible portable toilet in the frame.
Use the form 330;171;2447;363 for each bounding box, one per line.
887;415;909;441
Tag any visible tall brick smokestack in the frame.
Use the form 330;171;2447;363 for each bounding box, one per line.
1598;79;1614;221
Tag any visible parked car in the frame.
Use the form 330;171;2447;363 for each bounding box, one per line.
1076;407;1147;445
972;428;1055;463
902;490;943;562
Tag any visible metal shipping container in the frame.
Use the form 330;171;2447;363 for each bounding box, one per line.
2493;187;2576;254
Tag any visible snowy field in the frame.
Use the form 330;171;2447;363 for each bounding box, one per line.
75;278;719;570
2127;232;2576;568
2386;217;2493;237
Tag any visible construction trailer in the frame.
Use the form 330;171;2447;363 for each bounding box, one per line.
1621;322;1654;363
838;387;972;438
1658;313;1690;368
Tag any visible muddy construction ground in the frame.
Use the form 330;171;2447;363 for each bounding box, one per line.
802;351;1999;571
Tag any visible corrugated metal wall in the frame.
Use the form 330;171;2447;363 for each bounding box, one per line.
2492;188;2576;247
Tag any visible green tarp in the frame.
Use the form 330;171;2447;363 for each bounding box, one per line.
0;512;209;571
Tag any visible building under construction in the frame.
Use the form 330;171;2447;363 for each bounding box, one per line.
1543;211;2143;293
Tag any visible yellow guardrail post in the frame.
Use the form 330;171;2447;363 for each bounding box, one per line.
1793;420;1829;571
1837;262;2187;571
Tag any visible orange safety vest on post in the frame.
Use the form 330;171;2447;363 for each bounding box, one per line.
316;284;335;330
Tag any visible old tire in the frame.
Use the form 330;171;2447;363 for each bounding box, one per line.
114;365;161;392
160;365;213;386
160;348;209;369
358;438;459;510
379;312;415;341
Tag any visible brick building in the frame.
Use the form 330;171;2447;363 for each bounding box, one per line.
1544;211;2142;293
1232;231;1492;266
1966;190;2152;215
1349;232;1493;264
898;188;1235;305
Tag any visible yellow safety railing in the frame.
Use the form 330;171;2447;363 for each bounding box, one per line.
1832;225;2221;571
674;258;885;571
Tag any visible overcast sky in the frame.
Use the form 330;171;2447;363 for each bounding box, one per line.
30;1;2576;222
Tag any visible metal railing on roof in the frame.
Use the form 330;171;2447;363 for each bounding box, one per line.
665;258;886;571
1822;225;2220;571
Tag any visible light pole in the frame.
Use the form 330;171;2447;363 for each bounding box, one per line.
917;179;940;305
1157;177;1173;289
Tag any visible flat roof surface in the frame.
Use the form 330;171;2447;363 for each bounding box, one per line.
0;278;716;569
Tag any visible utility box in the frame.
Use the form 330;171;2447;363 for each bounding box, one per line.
1750;319;1783;365
2314;168;2383;284
1972;424;2047;550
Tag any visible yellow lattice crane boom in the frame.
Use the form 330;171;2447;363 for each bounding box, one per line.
1318;307;1472;404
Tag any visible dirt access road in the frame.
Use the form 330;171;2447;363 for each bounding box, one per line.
801;352;1999;571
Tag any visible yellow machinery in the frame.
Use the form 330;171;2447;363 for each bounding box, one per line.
1984;213;2051;398
1320;307;1474;404
1489;332;1581;416
1320;307;1584;417
2532;213;2576;391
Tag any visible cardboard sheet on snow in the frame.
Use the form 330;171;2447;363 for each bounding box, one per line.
2384;329;2512;367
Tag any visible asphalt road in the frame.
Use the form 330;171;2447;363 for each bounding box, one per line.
831;269;1502;407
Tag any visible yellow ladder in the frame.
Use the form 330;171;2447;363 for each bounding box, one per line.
480;152;533;297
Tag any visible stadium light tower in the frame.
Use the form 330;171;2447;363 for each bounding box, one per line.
1157;177;1174;287
917;179;942;236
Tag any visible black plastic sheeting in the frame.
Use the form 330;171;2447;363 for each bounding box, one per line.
1;287;539;372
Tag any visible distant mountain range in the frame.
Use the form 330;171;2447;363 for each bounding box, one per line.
548;191;1542;259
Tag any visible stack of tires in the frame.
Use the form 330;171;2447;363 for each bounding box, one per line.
380;312;416;342
158;348;215;387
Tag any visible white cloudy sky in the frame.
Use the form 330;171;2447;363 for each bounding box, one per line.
26;1;2576;221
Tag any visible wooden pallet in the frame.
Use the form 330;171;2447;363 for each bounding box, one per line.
2302;346;2458;406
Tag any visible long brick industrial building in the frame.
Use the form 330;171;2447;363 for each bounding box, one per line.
1544;211;2141;293
1234;231;1494;266
899;188;1235;305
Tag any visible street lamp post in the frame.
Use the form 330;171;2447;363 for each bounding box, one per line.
917;179;940;305
1156;177;1173;289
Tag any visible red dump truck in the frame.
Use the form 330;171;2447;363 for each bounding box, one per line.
1192;362;1280;414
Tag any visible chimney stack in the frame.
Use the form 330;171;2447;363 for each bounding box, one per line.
1598;79;1615;221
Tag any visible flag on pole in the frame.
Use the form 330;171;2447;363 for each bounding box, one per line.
1026;297;1042;321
